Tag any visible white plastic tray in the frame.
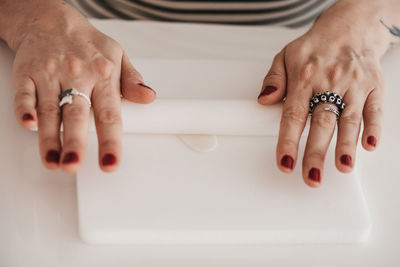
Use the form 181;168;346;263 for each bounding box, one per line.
77;59;370;244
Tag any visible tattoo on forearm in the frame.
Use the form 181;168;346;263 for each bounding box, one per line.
380;19;400;38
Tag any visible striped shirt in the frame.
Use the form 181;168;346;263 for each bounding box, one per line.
67;0;335;27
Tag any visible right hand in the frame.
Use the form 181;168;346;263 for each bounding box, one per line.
11;3;156;173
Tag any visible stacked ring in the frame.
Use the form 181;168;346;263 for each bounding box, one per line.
59;88;91;108
309;91;346;118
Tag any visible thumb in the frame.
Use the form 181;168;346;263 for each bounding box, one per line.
120;51;156;104
257;48;287;105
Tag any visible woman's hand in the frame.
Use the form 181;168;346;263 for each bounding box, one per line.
2;1;156;173
257;0;400;187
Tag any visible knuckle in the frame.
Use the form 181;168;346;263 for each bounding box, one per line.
97;88;117;99
281;105;308;125
37;102;60;117
306;151;326;161
328;64;342;84
364;102;383;117
337;140;354;149
264;69;284;85
96;108;121;125
99;139;119;150
14;90;34;112
278;138;298;151
93;57;115;79
340;110;362;126
67;57;84;77
352;68;363;81
42;57;58;75
39;138;58;150
266;69;283;79
312;111;337;129
15;86;36;105
299;62;315;83
65;105;86;119
63;139;85;150
15;89;34;99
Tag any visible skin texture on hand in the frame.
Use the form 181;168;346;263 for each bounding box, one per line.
1;0;399;181
258;0;400;187
1;0;156;173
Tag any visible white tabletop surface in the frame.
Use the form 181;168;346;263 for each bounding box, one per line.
1;20;400;266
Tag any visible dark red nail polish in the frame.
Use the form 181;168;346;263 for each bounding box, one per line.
281;155;294;170
340;154;352;167
367;136;377;147
258;86;277;98
102;153;116;166
308;168;321;183
46;150;60;163
62;152;79;164
138;83;156;94
22;113;34;121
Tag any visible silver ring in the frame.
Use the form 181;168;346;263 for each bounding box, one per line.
59;88;91;108
324;107;340;119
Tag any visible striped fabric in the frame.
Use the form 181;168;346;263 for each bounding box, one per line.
67;0;335;27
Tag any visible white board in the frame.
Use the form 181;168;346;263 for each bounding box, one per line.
77;59;370;244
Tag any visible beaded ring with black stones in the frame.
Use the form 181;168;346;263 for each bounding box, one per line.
309;91;346;118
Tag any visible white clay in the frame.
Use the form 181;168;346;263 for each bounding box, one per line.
177;134;218;152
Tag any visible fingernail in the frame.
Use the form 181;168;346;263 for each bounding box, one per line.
102;153;116;166
308;168;321;183
340;154;352;167
22;113;34;121
138;83;156;95
46;150;60;163
62;152;79;164
367;136;377;147
281;155;294;170
258;86;277;98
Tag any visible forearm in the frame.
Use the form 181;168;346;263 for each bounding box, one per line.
0;0;90;51
310;0;400;58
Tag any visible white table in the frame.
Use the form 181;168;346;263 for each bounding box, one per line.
1;20;399;266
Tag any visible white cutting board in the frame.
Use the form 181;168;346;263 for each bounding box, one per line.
77;59;370;244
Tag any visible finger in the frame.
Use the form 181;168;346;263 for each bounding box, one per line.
36;78;62;169
361;88;383;151
13;74;37;130
335;90;366;173
303;102;338;187
120;51;156;104
59;87;92;173
258;48;287;105
276;87;311;174
92;81;122;172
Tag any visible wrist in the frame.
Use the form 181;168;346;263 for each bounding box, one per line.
0;0;90;51
309;0;394;58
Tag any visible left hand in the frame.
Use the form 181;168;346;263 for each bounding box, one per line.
257;1;392;187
